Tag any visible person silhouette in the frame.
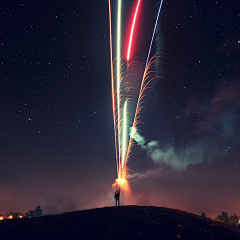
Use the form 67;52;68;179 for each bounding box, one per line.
114;189;120;207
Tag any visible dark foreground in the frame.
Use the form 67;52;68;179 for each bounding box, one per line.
1;206;240;239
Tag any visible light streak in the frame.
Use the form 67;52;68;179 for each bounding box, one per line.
144;0;164;71
117;0;122;167
127;0;141;61
121;100;128;168
108;0;118;170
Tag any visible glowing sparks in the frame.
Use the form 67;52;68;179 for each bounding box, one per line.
127;0;141;61
113;167;131;194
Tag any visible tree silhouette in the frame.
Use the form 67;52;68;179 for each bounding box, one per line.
201;212;206;218
34;205;43;217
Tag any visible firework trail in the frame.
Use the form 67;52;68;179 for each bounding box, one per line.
127;0;141;62
108;0;118;170
108;0;164;201
117;0;122;170
144;0;164;71
121;100;128;168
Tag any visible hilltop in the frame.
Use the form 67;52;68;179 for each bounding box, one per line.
0;206;240;239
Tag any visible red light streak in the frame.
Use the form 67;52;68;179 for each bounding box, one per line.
126;0;141;61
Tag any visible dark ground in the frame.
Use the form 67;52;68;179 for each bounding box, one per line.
1;206;240;239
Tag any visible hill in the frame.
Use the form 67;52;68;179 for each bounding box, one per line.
0;206;240;239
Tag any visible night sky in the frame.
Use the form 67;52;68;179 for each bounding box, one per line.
1;0;239;218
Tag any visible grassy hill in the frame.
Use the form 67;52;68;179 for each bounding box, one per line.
1;206;240;239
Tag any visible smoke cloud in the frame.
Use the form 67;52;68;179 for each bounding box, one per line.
130;127;218;171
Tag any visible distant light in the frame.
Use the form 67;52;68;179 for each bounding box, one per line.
0;217;3;220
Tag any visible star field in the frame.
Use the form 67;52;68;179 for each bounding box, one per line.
0;0;240;217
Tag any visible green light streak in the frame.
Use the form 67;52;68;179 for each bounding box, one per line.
122;100;128;169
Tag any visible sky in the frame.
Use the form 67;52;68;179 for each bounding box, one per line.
0;0;239;218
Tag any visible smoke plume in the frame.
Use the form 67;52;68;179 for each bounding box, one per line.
130;127;218;171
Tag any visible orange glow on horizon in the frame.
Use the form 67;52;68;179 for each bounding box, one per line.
0;216;3;220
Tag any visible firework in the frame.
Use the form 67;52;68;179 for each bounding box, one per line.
108;0;164;203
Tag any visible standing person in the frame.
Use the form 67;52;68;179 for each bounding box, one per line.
114;189;120;207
